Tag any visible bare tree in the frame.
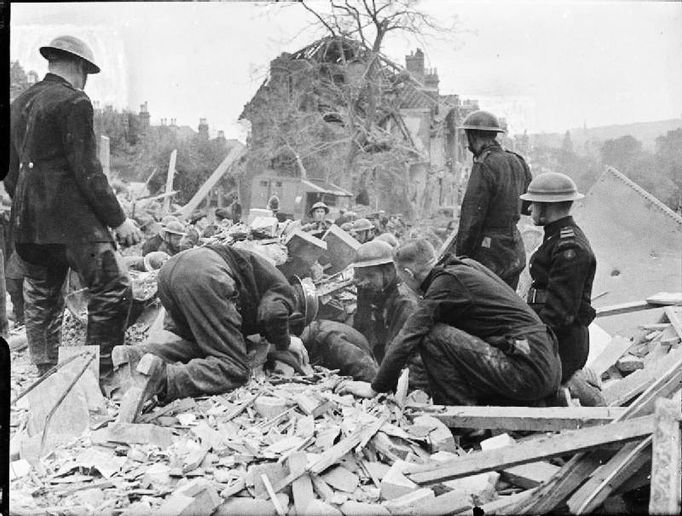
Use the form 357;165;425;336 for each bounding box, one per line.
297;0;456;181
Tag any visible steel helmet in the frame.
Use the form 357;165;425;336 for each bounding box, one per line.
40;35;100;74
354;240;394;268
375;232;399;249
308;201;329;215
144;251;171;272
291;276;319;325
352;218;373;232
458;110;506;133
520;172;584;203
162;220;187;236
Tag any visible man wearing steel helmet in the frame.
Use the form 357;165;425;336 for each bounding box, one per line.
452;110;532;289
302;201;333;236
351;218;375;244
5;36;142;379
142;220;187;257
522;173;602;406
337;239;562;407
352;240;429;391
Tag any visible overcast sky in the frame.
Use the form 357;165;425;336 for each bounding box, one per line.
10;1;682;140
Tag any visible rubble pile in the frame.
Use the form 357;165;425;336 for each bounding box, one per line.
9;294;682;516
9;367;495;515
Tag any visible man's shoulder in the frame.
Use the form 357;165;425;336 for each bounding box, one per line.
554;223;593;257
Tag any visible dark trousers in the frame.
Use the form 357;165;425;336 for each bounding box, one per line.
555;323;589;383
6;279;24;324
302;320;378;382
16;242;132;374
419;324;561;406
141;248;249;401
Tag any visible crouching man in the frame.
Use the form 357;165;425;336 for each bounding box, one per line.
338;239;562;406
112;244;309;419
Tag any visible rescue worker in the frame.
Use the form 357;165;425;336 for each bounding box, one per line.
352;241;429;391
302;201;333;236
338;239;562;406
267;194;287;223
521;173;603;406
351;218;375;244
301;320;378;382
142;220;186;256
452;110;532;289
5;35;142;377
111;244;309;416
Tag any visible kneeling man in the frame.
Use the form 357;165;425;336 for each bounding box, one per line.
339;239;561;406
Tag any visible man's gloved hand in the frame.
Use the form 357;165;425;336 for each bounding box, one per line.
335;380;377;399
288;335;310;367
115;218;143;247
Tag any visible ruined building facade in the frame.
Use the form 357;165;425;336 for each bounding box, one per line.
240;37;479;219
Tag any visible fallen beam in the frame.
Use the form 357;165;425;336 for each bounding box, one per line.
176;142;245;219
604;343;682;406
649;395;682;515
595;300;660;317
510;353;682;514
405;415;654;485
408;405;626;432
588;336;633;377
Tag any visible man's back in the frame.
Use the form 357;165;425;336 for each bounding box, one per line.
455;143;532;287
7;73;125;244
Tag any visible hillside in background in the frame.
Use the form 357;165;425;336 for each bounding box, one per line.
530;118;682;153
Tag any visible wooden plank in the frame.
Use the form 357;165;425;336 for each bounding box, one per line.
604;344;682;406
566;437;652;514
501;462;561;490
595;300;658;317
163;149;177;214
649;395;682;515
646;292;682;306
405;416;654;485
587;336;633;377
176;142;245;219
409;405;626;432
664;306;682;340
511;352;682;514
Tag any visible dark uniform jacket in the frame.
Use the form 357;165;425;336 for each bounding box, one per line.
528;216;596;378
354;279;417;363
371;257;559;393
455;142;532;286
208;244;297;350
6;73;125;244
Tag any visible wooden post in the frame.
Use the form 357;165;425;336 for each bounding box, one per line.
649;395;682;515
177;142;245;219
163;149;177;214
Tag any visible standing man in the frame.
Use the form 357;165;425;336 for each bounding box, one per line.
339;239;561;407
5;36;142;377
453;110;532;289
521;173;602;405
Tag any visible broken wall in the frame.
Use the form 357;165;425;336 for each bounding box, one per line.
573;167;682;334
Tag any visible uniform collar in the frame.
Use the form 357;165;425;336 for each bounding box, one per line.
473;141;502;158
544;216;574;238
43;73;75;88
